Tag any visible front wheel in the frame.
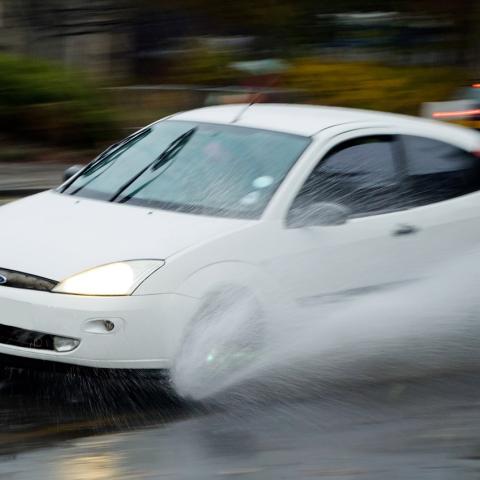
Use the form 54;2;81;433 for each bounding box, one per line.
172;288;265;399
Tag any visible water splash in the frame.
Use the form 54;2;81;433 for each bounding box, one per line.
172;249;480;402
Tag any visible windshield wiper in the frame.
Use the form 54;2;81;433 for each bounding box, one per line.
64;128;152;195
109;127;197;203
151;127;197;171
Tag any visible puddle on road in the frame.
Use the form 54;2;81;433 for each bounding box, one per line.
173;249;480;403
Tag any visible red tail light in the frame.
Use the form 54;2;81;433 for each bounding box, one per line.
432;109;480;119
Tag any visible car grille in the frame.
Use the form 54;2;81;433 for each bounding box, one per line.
0;324;54;350
0;268;58;292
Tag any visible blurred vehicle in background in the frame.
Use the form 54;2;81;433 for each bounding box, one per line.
421;83;480;130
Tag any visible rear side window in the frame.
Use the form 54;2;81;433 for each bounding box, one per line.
290;136;401;217
401;135;480;207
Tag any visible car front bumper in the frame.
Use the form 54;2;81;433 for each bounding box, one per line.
0;286;200;370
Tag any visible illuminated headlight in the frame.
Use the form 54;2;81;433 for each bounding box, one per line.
52;260;165;296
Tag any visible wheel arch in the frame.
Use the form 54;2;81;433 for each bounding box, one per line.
175;260;282;309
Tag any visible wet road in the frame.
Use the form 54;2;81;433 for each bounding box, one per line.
0;162;64;192
0;162;64;205
2;371;480;479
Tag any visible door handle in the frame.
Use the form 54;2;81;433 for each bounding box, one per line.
392;224;419;236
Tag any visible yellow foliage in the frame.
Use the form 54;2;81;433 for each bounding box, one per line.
283;59;464;114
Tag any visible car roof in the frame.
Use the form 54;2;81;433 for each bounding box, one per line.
171;103;480;146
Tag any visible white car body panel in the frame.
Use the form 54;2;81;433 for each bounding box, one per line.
0;191;254;281
0;104;479;370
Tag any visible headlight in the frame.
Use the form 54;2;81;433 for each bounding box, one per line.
52;260;165;296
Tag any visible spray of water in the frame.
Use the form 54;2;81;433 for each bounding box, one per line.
172;249;480;403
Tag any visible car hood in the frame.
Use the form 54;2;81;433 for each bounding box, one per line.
0;191;255;281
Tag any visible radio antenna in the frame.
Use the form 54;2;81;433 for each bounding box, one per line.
231;89;264;123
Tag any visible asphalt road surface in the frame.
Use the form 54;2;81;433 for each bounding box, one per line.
0;162;64;192
2;370;480;479
0;162;64;205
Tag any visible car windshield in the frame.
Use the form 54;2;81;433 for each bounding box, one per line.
62;121;310;219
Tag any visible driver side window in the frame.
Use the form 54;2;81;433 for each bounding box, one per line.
289;136;401;219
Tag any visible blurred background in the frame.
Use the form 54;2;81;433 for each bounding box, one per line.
1;4;480;474
0;0;478;174
0;0;480;156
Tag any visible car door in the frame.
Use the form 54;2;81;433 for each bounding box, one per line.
382;134;480;278
267;131;417;307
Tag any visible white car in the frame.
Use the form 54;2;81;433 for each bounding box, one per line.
1;104;480;377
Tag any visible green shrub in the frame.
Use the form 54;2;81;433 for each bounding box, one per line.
283;59;464;115
0;54;118;147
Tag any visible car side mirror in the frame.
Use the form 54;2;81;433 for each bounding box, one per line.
63;165;83;182
288;202;350;228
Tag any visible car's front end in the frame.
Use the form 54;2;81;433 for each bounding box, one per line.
0;279;199;371
0;113;310;374
0;188;267;374
0;191;252;374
